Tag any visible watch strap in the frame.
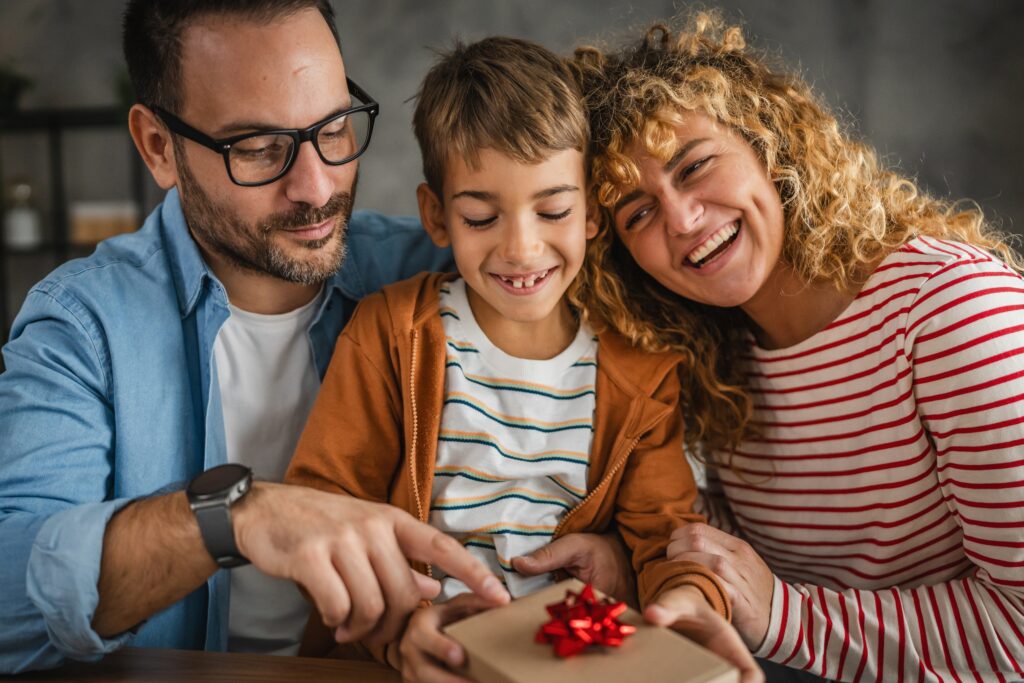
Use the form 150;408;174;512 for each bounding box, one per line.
193;502;249;568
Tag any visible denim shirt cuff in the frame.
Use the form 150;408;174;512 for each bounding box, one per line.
26;499;137;659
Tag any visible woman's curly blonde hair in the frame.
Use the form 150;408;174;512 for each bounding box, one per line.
568;10;1022;453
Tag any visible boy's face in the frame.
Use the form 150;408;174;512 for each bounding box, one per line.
423;148;596;339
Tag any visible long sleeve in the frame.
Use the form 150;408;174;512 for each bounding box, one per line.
752;239;1024;682
0;287;133;673
612;364;731;620
285;293;405;502
284;291;407;663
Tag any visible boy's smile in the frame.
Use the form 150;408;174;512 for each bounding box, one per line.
418;148;596;359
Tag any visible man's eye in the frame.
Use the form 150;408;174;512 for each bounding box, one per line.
234;140;288;158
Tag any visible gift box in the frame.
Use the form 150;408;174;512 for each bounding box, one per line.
445;579;739;683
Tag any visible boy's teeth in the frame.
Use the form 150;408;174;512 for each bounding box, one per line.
500;269;547;288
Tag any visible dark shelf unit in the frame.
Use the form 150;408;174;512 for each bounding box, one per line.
0;106;146;347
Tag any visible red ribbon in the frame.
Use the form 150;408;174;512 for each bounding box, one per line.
534;583;637;658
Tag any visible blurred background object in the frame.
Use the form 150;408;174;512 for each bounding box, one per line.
0;0;1022;343
3;179;42;250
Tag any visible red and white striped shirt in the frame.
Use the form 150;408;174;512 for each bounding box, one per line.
712;237;1024;682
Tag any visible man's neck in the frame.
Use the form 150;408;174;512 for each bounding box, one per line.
200;243;321;315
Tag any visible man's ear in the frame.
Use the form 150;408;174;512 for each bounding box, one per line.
417;182;451;248
128;104;178;190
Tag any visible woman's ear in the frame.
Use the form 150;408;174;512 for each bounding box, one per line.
128;104;178;190
416;182;451;248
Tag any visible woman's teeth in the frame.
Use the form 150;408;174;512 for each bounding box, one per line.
688;222;739;266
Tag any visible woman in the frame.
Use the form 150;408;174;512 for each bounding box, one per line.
569;11;1024;683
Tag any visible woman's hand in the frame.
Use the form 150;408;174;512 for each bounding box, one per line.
397;592;494;683
667;523;774;649
511;532;638;606
645;585;764;683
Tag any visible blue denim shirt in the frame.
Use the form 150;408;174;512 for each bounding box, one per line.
0;188;451;673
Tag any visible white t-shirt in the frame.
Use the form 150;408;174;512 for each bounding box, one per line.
212;292;321;655
431;279;597;601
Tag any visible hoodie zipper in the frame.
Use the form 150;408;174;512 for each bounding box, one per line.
408;330;434;579
408;329;425;523
551;434;642;539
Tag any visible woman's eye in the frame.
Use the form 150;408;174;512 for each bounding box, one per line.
538;208;572;221
624;206;652;231
680;156;712;180
463;216;497;229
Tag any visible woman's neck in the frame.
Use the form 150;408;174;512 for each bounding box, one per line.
741;261;860;350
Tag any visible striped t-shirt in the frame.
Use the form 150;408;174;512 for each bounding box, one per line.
431;278;597;601
711;237;1024;682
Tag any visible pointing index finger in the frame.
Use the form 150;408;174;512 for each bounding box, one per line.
395;517;509;605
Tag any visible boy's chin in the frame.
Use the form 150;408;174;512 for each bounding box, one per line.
482;291;570;324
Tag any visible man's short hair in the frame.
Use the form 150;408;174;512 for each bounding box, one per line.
122;0;340;113
412;36;589;197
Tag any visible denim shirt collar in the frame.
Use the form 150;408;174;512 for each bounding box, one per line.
159;187;366;320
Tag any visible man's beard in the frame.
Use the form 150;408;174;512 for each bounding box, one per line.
176;151;355;286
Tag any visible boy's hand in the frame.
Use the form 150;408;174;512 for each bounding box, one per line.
398;593;494;683
512;531;637;606
645;585;764;683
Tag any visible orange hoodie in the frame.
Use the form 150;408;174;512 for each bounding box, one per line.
285;272;729;658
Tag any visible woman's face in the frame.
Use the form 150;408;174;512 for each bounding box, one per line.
610;111;786;310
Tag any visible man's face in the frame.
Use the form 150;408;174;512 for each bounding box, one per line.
172;8;357;284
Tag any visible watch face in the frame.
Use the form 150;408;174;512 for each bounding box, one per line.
188;463;251;498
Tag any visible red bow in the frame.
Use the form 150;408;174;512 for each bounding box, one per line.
535;583;637;658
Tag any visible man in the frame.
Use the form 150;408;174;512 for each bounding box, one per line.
0;1;509;672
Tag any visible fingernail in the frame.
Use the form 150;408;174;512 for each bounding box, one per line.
484;576;509;600
447;646;463;666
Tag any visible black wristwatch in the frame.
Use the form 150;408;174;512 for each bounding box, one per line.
186;463;253;568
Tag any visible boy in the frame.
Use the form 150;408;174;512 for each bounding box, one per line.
285;36;729;679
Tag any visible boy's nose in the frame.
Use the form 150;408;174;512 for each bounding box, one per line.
500;217;544;264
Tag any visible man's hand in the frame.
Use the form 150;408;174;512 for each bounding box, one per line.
233;482;509;646
667;523;774;649
511;532;637;606
397;593;493;683
645;585;764;683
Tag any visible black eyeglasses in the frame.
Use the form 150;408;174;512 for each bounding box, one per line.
152;78;378;187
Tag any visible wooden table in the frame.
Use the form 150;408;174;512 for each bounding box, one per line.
11;647;401;682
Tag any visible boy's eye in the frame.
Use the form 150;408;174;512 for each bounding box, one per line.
463;215;497;229
538;207;572;221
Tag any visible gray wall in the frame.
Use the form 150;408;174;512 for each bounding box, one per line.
1;0;1022;229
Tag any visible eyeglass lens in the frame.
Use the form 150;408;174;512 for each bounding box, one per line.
228;109;371;184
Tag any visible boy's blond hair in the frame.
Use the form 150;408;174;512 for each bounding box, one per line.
413;36;588;197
